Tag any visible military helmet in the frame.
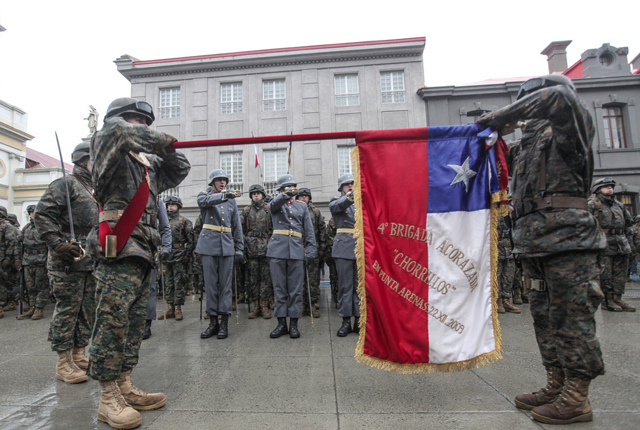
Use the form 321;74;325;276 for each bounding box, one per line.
338;173;355;192
105;97;155;126
8;213;19;227
71;142;91;163
517;74;576;100
164;195;182;209
592;177;616;193
0;205;6;218
248;184;266;198
296;187;312;200
208;169;229;186
26;205;36;213
276;174;296;190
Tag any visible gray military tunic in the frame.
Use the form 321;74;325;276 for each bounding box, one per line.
147;199;171;321
267;193;317;318
329;194;360;317
196;191;243;316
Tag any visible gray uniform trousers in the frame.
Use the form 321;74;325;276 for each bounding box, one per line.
271;258;304;318
335;258;360;317
203;255;234;316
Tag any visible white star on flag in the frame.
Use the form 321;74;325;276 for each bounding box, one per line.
448;157;477;192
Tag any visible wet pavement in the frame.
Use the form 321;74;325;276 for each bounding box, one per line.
1;281;639;429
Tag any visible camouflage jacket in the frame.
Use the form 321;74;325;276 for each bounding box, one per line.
588;194;632;255
0;218;19;264
326;218;336;260
87;117;190;264
488;86;606;257
35;164;98;272
165;210;194;264
21;221;48;266
307;202;327;261
632;218;640;255
240;200;272;258
497;216;513;260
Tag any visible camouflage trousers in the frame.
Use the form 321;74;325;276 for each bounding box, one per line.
246;257;273;303
522;251;605;380
0;268;8;306
193;254;203;293
497;258;515;299
25;265;49;309
233;262;245;302
302;258;321;306
48;270;96;352
599;253;629;295
87;258;151;382
162;262;186;306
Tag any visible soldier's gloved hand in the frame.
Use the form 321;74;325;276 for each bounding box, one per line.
304;255;313;266
221;189;237;199
55;241;82;263
285;187;297;197
475;111;506;132
1;259;11;270
346;191;354;200
159;249;171;262
234;251;244;265
14;260;22;271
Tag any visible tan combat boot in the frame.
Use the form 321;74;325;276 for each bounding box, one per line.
513;288;523;305
174;305;183;321
98;380;142;429
496;298;505;314
72;346;90;370
56;350;88;384
31;307;45;320
17;306;35;320
612;294;636;312
261;302;272;319
311;305;320;318
602;293;622;311
531;377;592;424
3;300;16;311
515;366;564;410
503;299;521;313
116;370;166;411
247;302;261;319
159;304;174;319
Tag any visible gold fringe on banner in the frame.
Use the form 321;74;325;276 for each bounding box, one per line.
352;145;505;374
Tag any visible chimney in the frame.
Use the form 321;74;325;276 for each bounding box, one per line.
541;40;572;74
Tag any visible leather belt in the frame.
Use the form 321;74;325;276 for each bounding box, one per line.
512;196;588;221
203;224;232;233
337;228;355;235
61;225;93;236
273;229;302;238
172;243;188;248
99;210;158;228
246;231;269;238
603;228;624;235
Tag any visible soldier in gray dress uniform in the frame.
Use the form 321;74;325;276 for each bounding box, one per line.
330;173;361;337
197;169;244;340
267;174;317;339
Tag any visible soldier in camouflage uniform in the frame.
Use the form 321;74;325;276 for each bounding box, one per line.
326;217;339;309
34;142;98;385
5;214;22;309
87;97;190;429
242;184;273;319
497;214;521;313
17;205;49;320
0;206;18;319
296;188;326;318
159;196;194;321
588;177;635;312
477;75;607;424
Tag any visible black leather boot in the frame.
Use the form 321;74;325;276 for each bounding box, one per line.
352;316;360;334
142;320;152;340
337;317;352;337
217;314;229;339
270;317;288;338
201;317;220;339
289;318;300;339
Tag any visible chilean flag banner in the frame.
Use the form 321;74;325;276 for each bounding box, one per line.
353;125;508;373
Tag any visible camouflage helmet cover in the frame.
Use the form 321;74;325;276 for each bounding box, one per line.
592;177;616;193
105;97;155;126
72;142;91;163
208;169;229;186
26;205;36;213
248;184;266;198
276;174;296;190
296;187;312;200
517;74;577;100
0;205;6;218
338;173;354;192
164;195;183;209
8;213;19;227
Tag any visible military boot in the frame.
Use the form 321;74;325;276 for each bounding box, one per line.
17;306;35;320
174;305;183;321
313;303;320;310
270;317;288;338
56;350;88;384
159;304;175;319
289;318;300;339
31;307;44;320
97;380;142;429
612;294;636;312
142;320;152;340
515;366;564;410
3;300;16;311
217;314;229;339
337;317;352;337
531;377;592;424
602;293;622;311
496;298;505;314
116;370;166;411
311;307;320;318
503;299;521;313
247;302;261;319
201;317;219;339
72;346;90;371
353;316;360;334
513;288;523;305
261;302;272;319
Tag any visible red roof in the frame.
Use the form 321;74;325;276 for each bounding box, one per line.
563;59;583;79
26;147;73;171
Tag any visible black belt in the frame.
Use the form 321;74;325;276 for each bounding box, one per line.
61;225;93;236
512;196;588;221
245;232;269;238
26;248;47;255
603;228;624;235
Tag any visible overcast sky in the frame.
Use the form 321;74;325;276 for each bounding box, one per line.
1;1;636;162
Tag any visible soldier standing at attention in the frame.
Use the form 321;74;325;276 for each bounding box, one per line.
497;213;521;313
87;97;190;429
198;169;244;340
0;206;17;318
17;205;49;320
588;178;635;312
477;75;607;424
5;214;22;309
267;174;316;339
159;196;193;321
34;142;98;383
330;173;360;337
241;184;273;320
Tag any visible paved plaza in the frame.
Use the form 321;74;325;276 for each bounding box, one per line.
1;281;639;429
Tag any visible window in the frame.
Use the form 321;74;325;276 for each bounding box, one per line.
603;107;627;149
335;74;360;106
221;83;243;114
159;88;180;118
220;152;243;185
263;79;286;111
264;149;288;182
338;146;355;175
380;71;405;103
